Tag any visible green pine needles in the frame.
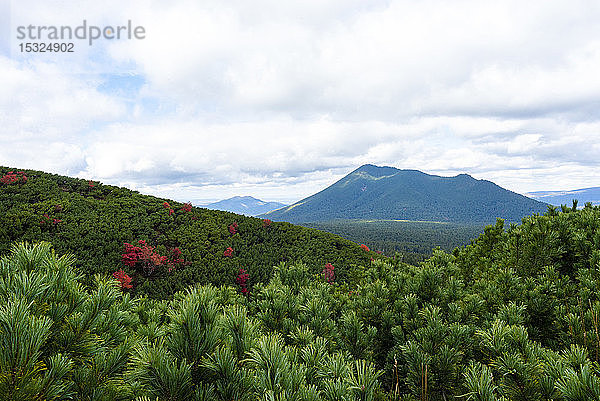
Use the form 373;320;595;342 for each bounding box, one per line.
2;201;600;400
0;243;382;401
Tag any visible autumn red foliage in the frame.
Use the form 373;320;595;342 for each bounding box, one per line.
39;213;62;226
223;247;234;257
229;222;239;235
113;269;133;289
122;240;185;275
1;171;27;185
122;240;166;275
168;247;185;272
322;262;335;284
236;268;249;294
181;202;192;213
162;201;175;215
360;244;370;252
262;219;272;228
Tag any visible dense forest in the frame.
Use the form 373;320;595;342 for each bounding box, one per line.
0;167;372;299
303;220;484;264
2;166;600;400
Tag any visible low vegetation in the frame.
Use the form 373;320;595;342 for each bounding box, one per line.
303;219;484;264
2;198;600;400
0;167;372;299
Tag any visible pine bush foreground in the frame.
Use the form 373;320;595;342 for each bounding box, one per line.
2;202;600;400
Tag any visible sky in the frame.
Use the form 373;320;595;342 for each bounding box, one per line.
1;0;599;204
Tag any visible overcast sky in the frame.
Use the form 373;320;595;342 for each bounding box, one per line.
2;0;599;204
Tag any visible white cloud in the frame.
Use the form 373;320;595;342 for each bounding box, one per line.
0;55;126;174
0;58;124;136
2;0;600;201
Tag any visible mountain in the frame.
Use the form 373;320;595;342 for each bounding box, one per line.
262;164;549;224
0;167;372;298
525;187;600;207
203;196;286;216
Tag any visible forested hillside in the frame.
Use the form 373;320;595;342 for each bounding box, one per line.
0;167;372;298
303;219;484;264
263;164;548;224
2;202;600;400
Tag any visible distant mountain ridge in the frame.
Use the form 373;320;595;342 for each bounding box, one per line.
261;164;548;224
525;187;600;207
203;196;286;216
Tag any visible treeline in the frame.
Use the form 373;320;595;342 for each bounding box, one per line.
2;202;600;400
0;167;372;298
304;220;484;264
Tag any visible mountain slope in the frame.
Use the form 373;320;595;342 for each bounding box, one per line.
203;196;286;216
262;164;548;223
0;167;372;298
525;187;600;207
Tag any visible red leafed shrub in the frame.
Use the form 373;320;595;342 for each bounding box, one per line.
229;222;239;235
167;247;186;272
140;244;167;267
88;180;95;188
163;202;174;215
122;241;165;275
1;171;27;185
223;247;234;257
236;268;249;295
122;241;185;275
172;247;182;259
122;242;142;267
262;219;272;228
360;244;370;252
40;214;49;226
322;263;335;284
40;214;61;226
181;202;192;213
113;269;133;289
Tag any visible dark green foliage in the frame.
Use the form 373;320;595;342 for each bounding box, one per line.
262;164;548;224
304;219;484;262
0;166;372;298
0;242;137;400
3;168;600;400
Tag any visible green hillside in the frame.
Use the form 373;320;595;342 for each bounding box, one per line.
0;167;372;298
263;164;549;224
2;202;600;400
